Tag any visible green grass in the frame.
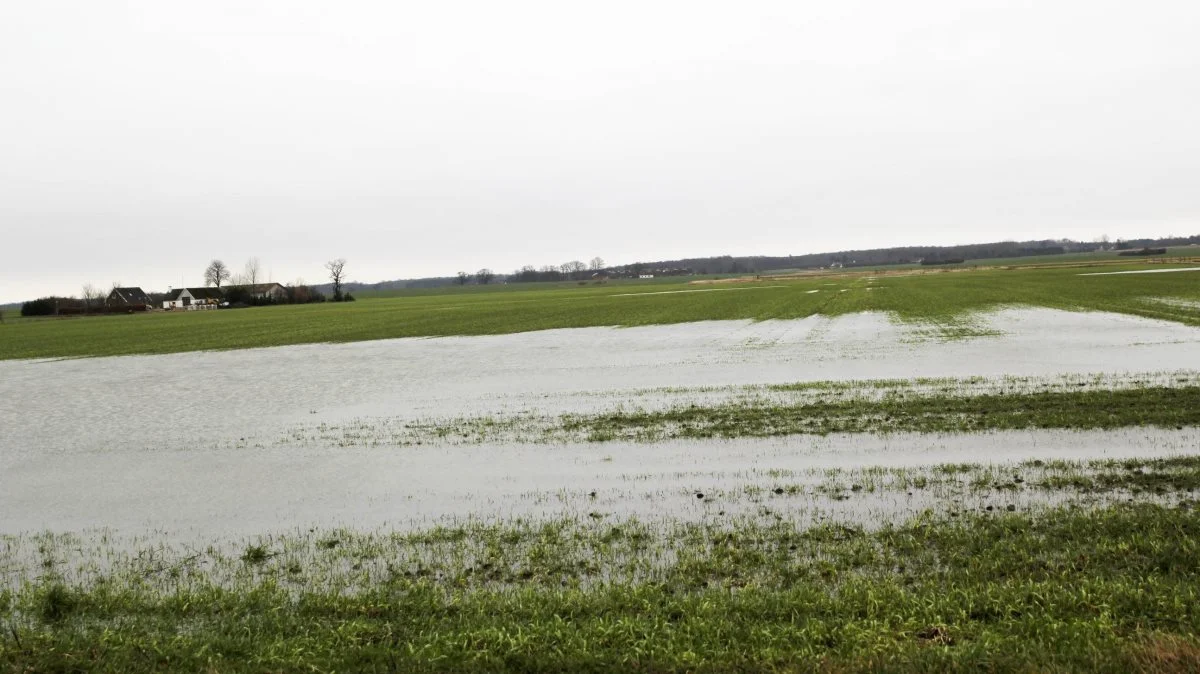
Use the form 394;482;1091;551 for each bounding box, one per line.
564;386;1200;442
0;262;1197;360
6;454;1200;671
3;503;1199;672
291;384;1200;446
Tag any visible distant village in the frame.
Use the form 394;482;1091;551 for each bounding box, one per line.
16;258;349;317
18;282;334;317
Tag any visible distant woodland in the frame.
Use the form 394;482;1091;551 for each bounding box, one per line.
333;234;1200;292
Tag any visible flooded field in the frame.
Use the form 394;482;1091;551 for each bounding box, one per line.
4;308;1199;449
4;306;1200;673
2;308;1199;539
6;449;1199;593
4;427;1198;537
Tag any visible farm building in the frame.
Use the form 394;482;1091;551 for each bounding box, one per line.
223;282;287;302
163;287;224;310
105;287;152;309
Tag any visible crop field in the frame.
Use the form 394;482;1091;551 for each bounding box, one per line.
1;260;1199;360
2;261;1200;671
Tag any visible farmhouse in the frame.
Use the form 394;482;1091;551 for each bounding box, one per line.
163;287;224;310
223;282;287;302
105;287;152;309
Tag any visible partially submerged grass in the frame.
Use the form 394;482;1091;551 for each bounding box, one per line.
287;383;1200;446
2;502;1199;672
9;455;1199;588
568;385;1200;442
5;453;1200;671
1035;455;1200;494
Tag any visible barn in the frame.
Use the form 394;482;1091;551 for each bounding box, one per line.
106;287;152;309
223;282;287;302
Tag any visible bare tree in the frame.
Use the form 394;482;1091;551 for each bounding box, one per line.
204;259;231;288
244;257;261;285
325;258;347;300
589;257;606;271
456;271;470;286
475;268;495;285
81;283;104;312
562;260;586;280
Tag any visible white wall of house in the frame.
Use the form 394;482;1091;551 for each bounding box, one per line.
163;289;193;309
164;289;219;309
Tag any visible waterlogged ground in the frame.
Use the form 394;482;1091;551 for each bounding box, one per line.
2;308;1199;540
3;428;1199;537
5;453;1200;592
4;308;1199;451
5;307;1200;672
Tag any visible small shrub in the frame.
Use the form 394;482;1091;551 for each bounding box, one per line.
241;545;271;564
223;286;251;305
21;298;56;317
38;584;77;623
284;285;326;304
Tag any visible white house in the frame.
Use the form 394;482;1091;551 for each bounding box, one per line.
163;287;224;310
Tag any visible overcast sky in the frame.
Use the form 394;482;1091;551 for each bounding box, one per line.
2;0;1198;302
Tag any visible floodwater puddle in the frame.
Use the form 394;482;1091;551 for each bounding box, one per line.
1;428;1196;538
1078;267;1200;276
2;308;1199;542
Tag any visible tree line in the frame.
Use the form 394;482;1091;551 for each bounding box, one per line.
449;258;609;285
202;257;353;301
505;258;608;284
620;234;1200;275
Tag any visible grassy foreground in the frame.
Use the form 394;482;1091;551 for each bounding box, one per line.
3;502;1198;672
1;263;1198;360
